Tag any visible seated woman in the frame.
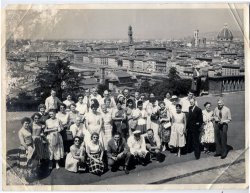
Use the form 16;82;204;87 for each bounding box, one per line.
86;132;105;176
44;109;64;170
18;117;34;168
31;113;49;162
65;136;86;173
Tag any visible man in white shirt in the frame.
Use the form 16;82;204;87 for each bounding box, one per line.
90;87;102;104
76;94;88;119
69;116;85;139
100;90;117;108
127;130;150;166
180;90;198;116
45;89;62;112
134;91;141;108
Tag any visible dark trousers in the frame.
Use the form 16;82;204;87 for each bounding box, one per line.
149;150;164;162
186;128;201;159
214;123;228;156
108;152;132;169
131;152;150;165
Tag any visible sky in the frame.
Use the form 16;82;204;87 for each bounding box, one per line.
6;8;244;40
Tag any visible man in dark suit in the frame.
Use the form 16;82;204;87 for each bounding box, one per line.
107;132;131;174
186;98;203;159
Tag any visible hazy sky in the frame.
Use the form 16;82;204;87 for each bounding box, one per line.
7;8;244;40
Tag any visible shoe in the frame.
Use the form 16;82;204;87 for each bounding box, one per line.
221;155;227;159
124;167;129;174
214;154;221;157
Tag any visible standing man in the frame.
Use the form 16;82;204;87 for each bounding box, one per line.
127;130;150;166
123;88;134;106
107;132;131;174
134;91;141;108
180;90;198;117
186;98;203;159
45;89;62;112
213;99;231;159
90;87;102;104
101;90;117;109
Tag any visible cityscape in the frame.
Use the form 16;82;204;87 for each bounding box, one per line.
6;23;245;101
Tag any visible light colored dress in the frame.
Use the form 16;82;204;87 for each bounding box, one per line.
146;103;160;137
85;111;104;146
56;112;69;127
45;118;64;160
169;112;186;148
201;110;215;143
132;108;147;134
101;111;113;150
65;144;85;173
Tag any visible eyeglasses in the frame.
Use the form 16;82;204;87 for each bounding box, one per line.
74;140;80;142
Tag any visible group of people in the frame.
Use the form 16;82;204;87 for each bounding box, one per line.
18;87;232;176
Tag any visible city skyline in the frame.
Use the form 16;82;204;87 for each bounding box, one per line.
6;8;244;40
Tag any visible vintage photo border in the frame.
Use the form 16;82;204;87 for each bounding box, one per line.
1;3;249;191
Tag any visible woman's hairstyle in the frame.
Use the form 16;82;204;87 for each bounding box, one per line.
70;103;76;107
73;136;82;143
59;103;67;109
104;98;111;103
38;104;46;111
31;113;42;121
126;99;134;107
21;117;31;125
176;104;182;109
90;99;99;109
159;101;166;106
48;109;56;114
204;102;211;107
91;132;99;140
78;94;84;98
137;100;143;106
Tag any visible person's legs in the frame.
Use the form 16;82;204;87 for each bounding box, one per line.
221;124;228;158
214;123;222;155
185;128;193;153
192;129;201;159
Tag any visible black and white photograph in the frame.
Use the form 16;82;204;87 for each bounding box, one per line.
2;3;249;190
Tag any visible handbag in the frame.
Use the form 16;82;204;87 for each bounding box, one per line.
65;130;74;141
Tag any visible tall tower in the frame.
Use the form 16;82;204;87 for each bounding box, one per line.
194;30;199;47
128;25;133;46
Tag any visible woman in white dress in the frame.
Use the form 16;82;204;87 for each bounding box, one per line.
65;136;86;173
85;99;104;146
169;104;186;157
201;102;215;154
44;109;64;170
100;104;113;150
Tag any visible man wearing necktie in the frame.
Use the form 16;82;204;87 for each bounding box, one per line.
213;99;232;159
186;98;203;160
107;132;131;174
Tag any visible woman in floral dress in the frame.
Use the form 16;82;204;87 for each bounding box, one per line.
201;102;215;154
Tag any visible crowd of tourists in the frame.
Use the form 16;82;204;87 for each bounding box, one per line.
18;87;232;176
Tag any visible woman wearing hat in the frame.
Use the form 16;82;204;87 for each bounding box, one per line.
112;102;128;140
168;95;179;116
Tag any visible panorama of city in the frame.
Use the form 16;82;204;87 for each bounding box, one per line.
5;7;246;188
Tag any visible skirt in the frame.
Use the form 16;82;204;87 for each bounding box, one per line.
87;153;104;175
160;125;171;143
169;123;186;148
32;136;49;160
18;145;35;168
201;122;215;143
65;153;79;173
46;132;64;160
103;125;112;150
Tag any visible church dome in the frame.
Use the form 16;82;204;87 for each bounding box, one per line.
217;24;233;41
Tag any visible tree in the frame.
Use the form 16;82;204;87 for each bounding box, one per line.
34;58;81;102
168;67;180;82
139;80;151;94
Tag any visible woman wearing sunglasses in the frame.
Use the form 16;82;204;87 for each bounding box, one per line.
65;136;86;173
86;132;105;176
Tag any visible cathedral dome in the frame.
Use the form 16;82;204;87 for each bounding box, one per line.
217;24;233;41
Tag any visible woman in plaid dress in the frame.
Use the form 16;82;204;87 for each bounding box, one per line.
86;132;105;176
